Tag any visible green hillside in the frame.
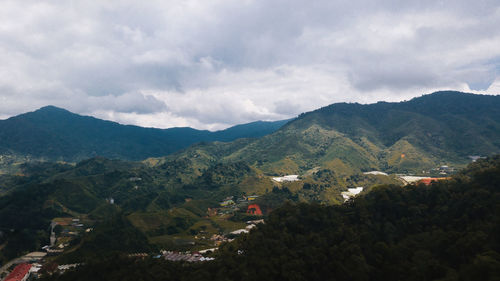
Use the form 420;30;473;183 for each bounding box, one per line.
171;91;500;175
0;149;399;263
43;156;500;281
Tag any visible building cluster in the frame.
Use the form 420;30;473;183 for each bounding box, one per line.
219;195;258;207
2;252;45;281
209;234;231;245
436;165;454;174
229;219;264;235
399;175;451;186
42;217;89;255
2;252;81;281
161;251;214;262
57;264;82;272
3;263;34;281
214;194;261;216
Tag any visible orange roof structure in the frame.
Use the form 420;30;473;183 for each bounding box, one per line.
247;204;263;216
5;263;31;281
418;177;451;185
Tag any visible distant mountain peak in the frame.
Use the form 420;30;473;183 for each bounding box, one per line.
36;105;72;113
416;90;473;99
413;90;499;102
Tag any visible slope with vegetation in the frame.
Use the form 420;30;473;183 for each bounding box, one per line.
43;156;500;281
0;149;398;264
167;91;500;175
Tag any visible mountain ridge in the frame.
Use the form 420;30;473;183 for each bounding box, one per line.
166;91;500;174
2;90;500;172
2;91;500;264
0;106;290;162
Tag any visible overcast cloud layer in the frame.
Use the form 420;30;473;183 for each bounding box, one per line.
1;0;500;130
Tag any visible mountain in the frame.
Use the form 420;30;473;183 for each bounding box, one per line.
2;90;500;266
169;91;500;174
0;106;289;162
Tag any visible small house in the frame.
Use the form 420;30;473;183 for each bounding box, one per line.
247;204;263;216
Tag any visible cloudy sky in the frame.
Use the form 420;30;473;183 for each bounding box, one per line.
1;0;500;130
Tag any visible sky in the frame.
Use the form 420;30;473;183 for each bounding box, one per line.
1;0;500;130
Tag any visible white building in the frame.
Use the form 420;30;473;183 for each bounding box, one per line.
272;175;300;182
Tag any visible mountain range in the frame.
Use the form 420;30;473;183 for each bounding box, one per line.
1;90;500;265
2;91;499;174
0;106;289;162
165;91;500;175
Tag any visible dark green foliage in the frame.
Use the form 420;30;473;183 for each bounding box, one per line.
19;162;73;179
0;106;288;161
0;158;142;260
46;156;500;281
1;229;48;261
58;214;152;263
200;162;252;188
0;186;68;260
250;186;299;214
41;256;218;281
0;157;258;261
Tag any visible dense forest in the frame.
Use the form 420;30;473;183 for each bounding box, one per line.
44;156;500;281
0;106;288;162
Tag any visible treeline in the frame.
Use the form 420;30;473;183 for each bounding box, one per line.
44;156;500;280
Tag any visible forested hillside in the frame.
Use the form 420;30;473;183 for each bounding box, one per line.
169;91;500;175
0;152;400;264
45;156;500;281
0;106;288;162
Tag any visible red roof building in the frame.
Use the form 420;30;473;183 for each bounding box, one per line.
4;263;31;281
418;177;451;185
247;204;263;216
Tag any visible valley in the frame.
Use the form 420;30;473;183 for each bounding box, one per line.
0;91;499;280
27;155;500;281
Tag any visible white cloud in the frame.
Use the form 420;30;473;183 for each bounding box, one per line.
482;78;500;95
0;0;499;129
